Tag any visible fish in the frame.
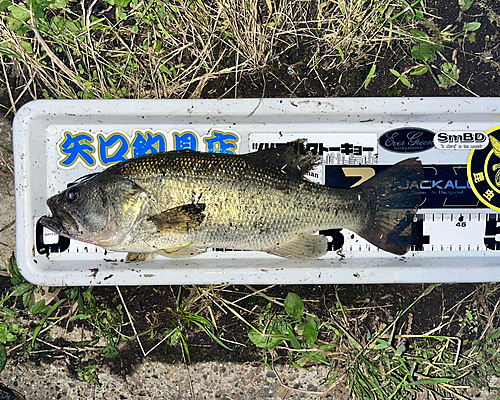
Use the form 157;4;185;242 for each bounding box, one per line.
40;140;423;259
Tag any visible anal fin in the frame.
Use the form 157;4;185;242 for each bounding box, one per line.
267;234;328;259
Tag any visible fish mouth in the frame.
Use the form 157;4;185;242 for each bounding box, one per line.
40;198;79;238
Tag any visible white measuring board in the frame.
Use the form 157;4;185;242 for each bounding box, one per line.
13;98;500;286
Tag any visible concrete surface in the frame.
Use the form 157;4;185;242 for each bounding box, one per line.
0;118;15;270
0;360;343;399
0;359;498;400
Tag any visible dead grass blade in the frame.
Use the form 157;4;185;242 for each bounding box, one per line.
116;285;146;357
0;0;426;102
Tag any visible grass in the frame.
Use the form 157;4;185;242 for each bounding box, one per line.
230;284;500;399
0;0;496;110
0;0;500;397
2;0;491;114
0;252;499;398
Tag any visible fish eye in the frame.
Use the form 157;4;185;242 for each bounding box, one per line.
66;188;79;202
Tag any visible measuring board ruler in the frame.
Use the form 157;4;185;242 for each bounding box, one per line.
35;211;500;255
14;98;500;286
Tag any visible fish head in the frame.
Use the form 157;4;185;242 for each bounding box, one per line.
40;174;147;248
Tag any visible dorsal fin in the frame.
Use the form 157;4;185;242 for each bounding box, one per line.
244;139;320;179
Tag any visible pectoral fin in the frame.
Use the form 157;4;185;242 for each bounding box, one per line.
267;234;328;259
148;203;206;234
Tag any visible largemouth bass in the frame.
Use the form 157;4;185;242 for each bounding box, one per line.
40;141;423;259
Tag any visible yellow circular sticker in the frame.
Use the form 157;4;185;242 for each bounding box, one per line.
468;126;500;211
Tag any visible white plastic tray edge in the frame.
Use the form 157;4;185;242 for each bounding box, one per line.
13;98;500;286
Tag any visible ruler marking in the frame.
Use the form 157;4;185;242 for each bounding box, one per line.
36;211;500;256
421;212;493;252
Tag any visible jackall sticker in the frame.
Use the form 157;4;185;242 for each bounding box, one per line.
57;128;240;169
467;126;500;211
250;133;378;184
326;164;484;208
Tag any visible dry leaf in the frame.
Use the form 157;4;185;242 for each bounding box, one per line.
34;287;60;305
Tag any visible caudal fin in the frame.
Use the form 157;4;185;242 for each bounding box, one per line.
354;158;423;255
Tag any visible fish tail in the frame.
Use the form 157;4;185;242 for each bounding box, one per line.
354;158;423;255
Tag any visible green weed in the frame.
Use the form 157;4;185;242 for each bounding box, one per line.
76;364;99;386
248;292;329;368
389;69;413;88
0;257;234;374
364;64;377;89
67;286;126;359
165;286;231;363
244;284;500;399
437;62;460;89
380;1;484;92
0;255;146;371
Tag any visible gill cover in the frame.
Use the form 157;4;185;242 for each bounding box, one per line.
41;175;148;247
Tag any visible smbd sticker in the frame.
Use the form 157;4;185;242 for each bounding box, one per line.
467;126;500;211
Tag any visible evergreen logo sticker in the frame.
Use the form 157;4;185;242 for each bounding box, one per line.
378;127;435;153
467;126;500;211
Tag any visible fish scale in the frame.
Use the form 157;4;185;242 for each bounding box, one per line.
115;151;356;252
40;144;423;258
